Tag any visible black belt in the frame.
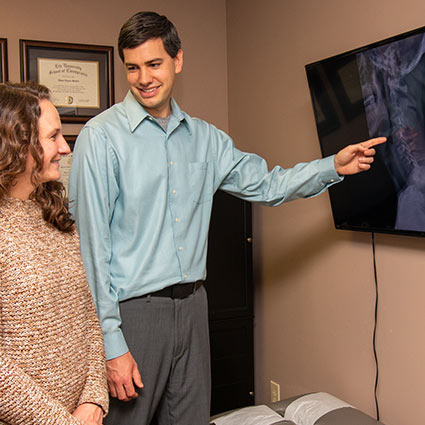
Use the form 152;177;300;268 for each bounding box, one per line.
142;281;203;299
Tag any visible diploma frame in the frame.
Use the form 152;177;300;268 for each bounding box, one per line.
20;39;114;123
0;38;8;83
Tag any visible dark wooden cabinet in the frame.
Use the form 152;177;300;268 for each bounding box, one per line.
204;190;254;415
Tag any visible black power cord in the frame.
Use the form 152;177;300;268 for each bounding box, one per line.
371;232;380;421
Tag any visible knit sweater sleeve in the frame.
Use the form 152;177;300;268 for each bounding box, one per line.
77;280;109;415
0;335;84;425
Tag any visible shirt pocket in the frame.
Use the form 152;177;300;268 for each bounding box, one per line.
189;162;213;204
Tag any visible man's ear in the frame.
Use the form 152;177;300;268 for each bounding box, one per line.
174;49;183;74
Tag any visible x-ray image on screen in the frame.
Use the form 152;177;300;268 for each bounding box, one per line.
357;33;425;232
306;26;425;237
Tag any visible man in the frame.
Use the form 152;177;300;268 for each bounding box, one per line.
68;11;385;425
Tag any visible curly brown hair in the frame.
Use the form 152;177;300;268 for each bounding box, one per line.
0;81;75;232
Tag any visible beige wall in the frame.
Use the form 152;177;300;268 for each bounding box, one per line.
226;1;425;425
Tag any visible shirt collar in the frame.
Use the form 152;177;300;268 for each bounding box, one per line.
123;91;191;134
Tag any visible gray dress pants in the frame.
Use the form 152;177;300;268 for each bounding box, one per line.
104;284;211;425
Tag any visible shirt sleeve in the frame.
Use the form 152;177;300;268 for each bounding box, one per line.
77;259;109;415
210;127;342;203
69;125;127;361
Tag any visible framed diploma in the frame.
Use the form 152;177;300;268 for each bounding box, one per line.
20;40;114;123
0;38;8;83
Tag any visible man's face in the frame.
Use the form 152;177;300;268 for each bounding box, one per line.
123;38;183;118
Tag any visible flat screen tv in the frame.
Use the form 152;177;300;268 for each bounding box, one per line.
306;26;425;237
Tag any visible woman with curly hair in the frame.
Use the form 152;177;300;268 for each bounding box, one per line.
0;81;108;425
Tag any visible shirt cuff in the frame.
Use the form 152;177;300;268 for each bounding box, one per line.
317;155;344;185
103;329;129;360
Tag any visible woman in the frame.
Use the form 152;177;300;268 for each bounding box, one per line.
0;81;108;425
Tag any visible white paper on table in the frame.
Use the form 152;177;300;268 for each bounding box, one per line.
211;405;284;425
283;392;352;425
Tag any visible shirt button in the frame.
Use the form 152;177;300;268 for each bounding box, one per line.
184;274;188;279
178;246;183;251
170;161;174;166
330;179;334;183
172;189;177;194
175;218;180;222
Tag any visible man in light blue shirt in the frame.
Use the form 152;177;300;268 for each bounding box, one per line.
69;11;385;425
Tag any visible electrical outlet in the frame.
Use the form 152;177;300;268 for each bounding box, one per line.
270;380;280;403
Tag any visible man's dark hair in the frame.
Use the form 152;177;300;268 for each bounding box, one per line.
118;11;181;61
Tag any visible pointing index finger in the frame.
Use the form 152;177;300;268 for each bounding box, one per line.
361;137;387;149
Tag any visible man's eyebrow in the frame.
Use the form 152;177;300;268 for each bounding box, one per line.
146;58;163;65
124;58;163;67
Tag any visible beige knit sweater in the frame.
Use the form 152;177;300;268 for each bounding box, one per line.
0;197;108;425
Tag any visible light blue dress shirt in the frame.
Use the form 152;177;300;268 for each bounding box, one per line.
69;91;342;359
